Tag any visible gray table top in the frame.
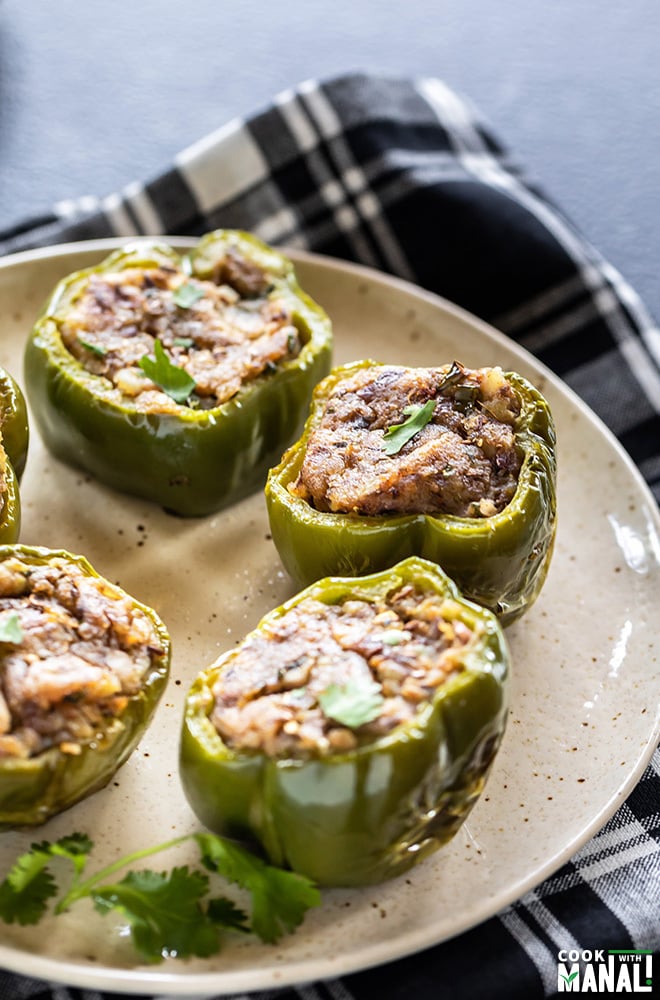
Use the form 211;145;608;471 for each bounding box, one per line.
1;0;658;322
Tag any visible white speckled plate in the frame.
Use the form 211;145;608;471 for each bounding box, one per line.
0;240;658;996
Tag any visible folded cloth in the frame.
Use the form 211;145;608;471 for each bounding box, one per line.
0;73;658;1000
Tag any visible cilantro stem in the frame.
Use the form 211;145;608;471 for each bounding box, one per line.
56;834;191;913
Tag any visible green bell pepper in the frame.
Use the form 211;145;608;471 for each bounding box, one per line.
0;545;171;828
180;556;509;887
0;367;29;544
24;231;333;516
265;360;557;624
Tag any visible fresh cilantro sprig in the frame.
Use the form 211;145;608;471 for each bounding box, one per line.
318;676;384;728
138;339;196;404
382;399;435;456
0;611;24;644
0;831;320;964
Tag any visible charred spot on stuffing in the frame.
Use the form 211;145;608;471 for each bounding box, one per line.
214;249;271;298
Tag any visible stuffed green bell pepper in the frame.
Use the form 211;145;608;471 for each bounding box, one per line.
180;556;509;887
0;366;29;545
0;545;170;828
24;230;333;516
265;360;557;624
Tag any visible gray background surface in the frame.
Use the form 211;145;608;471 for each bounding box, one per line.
1;1;658;318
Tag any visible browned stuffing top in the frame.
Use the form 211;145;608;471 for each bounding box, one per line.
291;362;523;518
59;251;301;412
0;557;165;759
211;584;474;758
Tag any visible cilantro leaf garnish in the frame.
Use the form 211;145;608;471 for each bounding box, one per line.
250;863;319;943
0;834;92;925
139;339;196;404
35;833;93;878
172;282;205;309
0;869;57;925
318;677;384;728
0;611;23;645
78;339;108;357
0;851;57;925
0;830;320;962
91;867;221;962
195;833;320;944
172;337;195;348
207;896;250;934
382;399;435;456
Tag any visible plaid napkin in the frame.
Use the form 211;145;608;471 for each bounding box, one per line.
0;73;658;1000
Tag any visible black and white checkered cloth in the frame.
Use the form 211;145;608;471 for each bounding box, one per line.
0;73;658;1000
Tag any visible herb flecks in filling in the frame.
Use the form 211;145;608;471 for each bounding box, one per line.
0;558;165;760
60;255;301;413
291;363;523;518
210;585;474;758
